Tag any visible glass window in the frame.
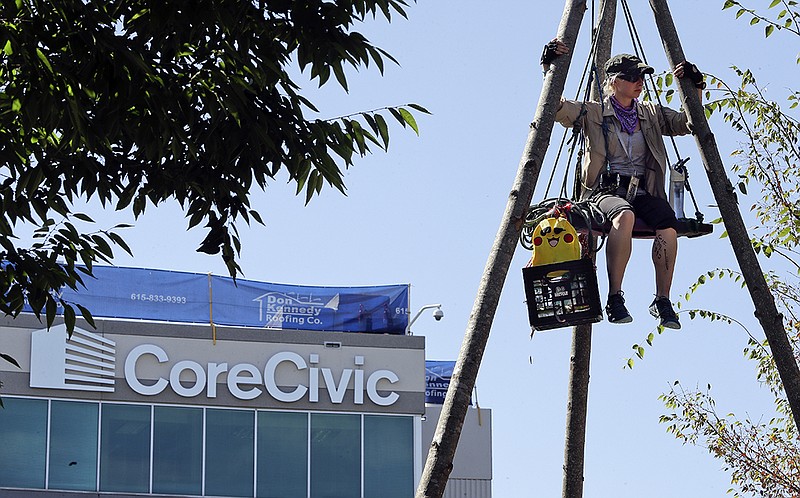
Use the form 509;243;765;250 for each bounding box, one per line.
206;408;254;497
153;406;203;495
310;413;360;498
49;400;98;491
99;403;151;493
257;411;308;498
0;397;47;489
364;415;414;498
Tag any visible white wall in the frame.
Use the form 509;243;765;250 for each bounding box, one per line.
421;404;492;481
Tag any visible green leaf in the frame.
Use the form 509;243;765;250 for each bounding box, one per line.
769;0;781;7
361;112;379;137
73;213;95;223
407;103;431;114
64;305;76;332
0;353;20;368
398;108;419;135
765;24;775;37
332;64;348;92
35;48;54;73
107;232;133;256
388;107;406;128
91;235;113;258
75;304;96;328
375;114;390;147
248;210;264;225
45;297;57;328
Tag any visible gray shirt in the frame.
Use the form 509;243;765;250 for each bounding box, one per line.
609;129;647;178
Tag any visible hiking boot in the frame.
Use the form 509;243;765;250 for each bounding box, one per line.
649;296;681;329
605;291;632;324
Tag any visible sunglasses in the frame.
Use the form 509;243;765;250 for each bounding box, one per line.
617;73;643;83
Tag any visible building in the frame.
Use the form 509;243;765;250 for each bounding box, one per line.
0;267;490;497
421;404;492;497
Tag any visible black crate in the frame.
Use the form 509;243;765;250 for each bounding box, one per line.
522;258;603;331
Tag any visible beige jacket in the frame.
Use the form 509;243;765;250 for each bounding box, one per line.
555;96;691;200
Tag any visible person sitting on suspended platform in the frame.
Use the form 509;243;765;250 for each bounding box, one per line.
541;40;705;329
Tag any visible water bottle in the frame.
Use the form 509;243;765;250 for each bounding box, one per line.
669;166;686;219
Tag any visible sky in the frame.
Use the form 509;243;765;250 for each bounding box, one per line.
57;1;800;497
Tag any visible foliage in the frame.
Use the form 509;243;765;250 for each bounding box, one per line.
651;1;800;496
0;0;426;333
703;69;800;265
723;0;800;58
660;380;800;497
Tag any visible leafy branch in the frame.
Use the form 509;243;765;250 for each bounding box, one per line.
723;0;800;40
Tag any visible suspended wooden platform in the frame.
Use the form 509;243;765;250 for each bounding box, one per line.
570;216;713;239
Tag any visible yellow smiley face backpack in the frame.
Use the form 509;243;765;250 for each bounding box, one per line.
528;215;581;267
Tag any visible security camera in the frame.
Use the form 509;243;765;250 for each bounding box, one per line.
433;308;444;321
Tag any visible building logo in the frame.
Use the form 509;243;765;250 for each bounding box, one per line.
253;291;339;328
124;345;400;406
29;324;116;393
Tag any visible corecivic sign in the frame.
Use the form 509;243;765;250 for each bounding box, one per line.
124;344;401;406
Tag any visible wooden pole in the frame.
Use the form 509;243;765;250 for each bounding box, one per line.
649;0;800;431
415;1;588;497
562;2;616;498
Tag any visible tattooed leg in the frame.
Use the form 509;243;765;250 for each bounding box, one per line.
653;228;678;297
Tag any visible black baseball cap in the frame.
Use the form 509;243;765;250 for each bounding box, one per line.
605;54;654;77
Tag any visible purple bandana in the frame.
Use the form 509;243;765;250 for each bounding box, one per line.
610;95;639;134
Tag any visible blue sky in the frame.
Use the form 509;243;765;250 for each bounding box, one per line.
69;1;800;496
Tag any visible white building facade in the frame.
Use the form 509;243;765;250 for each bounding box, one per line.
0;314;426;498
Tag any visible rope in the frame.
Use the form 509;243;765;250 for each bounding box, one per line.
520;198;607;256
544;0;606;201
619;0;704;220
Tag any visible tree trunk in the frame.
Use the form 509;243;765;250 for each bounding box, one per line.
649;0;800;431
562;3;616;498
561;324;593;498
415;1;588;497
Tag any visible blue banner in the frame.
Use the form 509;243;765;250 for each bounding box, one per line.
425;360;456;405
30;266;409;334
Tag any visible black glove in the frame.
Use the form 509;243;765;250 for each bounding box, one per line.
540;41;560;66
682;61;706;89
